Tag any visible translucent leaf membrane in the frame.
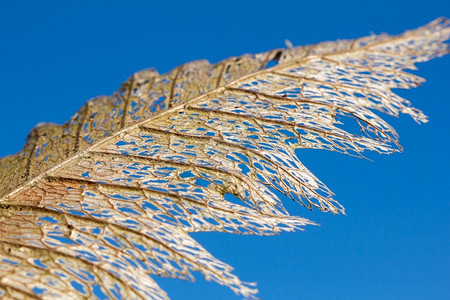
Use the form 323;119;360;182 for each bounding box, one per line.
0;241;161;300
0;203;257;299
99;126;338;213
143;110;341;212
0;206;167;300
229;72;402;150
197;89;398;153
0;18;449;299
275;60;427;119
55;151;284;214
13;181;311;235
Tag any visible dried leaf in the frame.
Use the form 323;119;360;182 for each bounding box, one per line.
0;18;449;299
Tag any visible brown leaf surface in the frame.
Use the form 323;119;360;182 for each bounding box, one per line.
0;18;449;299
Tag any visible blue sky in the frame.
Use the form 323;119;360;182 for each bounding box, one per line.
1;1;449;299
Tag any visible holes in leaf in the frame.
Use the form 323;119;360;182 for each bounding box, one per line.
38;216;58;224
195;178;211;187
32;287;47;296
233;152;250;163
285;138;299;145
47;235;77;245
265;50;282;69
118;207;140;215
223;192;254;210
33;258;48;269
93;285;109;300
238;163;250;176
103;237;123;249
2;258;18;266
278;129;296;137
71;281;87;295
179;170;195;178
67;209;88;217
265;60;278;69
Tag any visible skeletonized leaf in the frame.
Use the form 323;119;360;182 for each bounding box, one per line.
0;18;448;299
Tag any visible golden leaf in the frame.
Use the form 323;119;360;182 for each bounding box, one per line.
0;18;448;299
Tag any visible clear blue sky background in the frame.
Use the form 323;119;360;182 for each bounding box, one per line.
1;1;449;299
